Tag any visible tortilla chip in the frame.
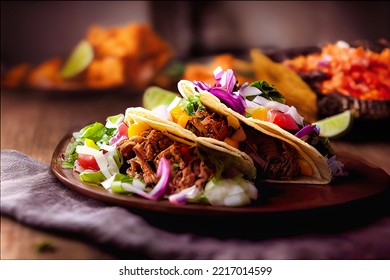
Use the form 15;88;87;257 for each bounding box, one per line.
86;57;125;88
25;58;63;89
87;23;141;58
1;63;31;89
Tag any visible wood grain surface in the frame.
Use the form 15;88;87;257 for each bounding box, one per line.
1;89;389;259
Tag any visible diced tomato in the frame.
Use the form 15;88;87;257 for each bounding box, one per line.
77;154;100;171
180;146;191;163
284;43;390;100
109;122;129;146
117;122;128;138
267;109;299;131
180;146;189;155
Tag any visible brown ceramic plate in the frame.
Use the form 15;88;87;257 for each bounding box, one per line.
50;134;389;217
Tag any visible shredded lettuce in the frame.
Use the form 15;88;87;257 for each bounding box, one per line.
106;113;124;128
78;122;106;142
62;115;122;168
61;137;83;168
79;170;106;184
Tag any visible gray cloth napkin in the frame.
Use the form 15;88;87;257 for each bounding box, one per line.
1;149;390;259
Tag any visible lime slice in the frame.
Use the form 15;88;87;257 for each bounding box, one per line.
313;110;353;138
60;40;94;79
143;86;179;110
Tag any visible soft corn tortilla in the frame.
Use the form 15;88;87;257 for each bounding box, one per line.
125;107;257;180
177;80;332;184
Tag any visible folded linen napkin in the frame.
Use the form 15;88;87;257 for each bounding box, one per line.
1;149;390;259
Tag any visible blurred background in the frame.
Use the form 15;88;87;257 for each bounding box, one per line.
1;1;389;124
1;1;389;65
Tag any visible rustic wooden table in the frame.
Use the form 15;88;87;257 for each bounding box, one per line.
1;89;389;259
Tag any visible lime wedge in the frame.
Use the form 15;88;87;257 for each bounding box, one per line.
314;110;353;138
143;86;179;110
60;40;94;79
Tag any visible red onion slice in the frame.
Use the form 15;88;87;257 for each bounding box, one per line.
149;157;170;199
121;157;171;200
295;124;320;139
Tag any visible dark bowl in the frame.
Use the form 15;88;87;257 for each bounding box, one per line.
266;40;390;140
267;40;390;118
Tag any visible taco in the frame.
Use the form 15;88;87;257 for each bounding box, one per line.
150;67;345;184
63;107;258;207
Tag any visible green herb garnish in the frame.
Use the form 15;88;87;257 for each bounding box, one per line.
35;241;56;253
181;94;204;115
249;80;286;104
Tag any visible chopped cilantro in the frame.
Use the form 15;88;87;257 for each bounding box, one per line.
249;80;286;104
35;241;56;253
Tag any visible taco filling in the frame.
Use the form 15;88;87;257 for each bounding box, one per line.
240;126;300;180
185;109;232;141
117;128;215;194
165;93;306;181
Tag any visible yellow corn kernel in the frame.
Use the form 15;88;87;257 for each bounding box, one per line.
251;107;269;121
178;113;190;128
297;159;313;177
227;114;240;129
224;137;239;149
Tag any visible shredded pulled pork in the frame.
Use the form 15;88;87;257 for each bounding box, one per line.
185;109;232;141
241;126;300;180
117;129;215;194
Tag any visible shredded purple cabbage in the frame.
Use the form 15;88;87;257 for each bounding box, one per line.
295;124;320;139
193;80;211;91
327;155;348;177
193;68;247;115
